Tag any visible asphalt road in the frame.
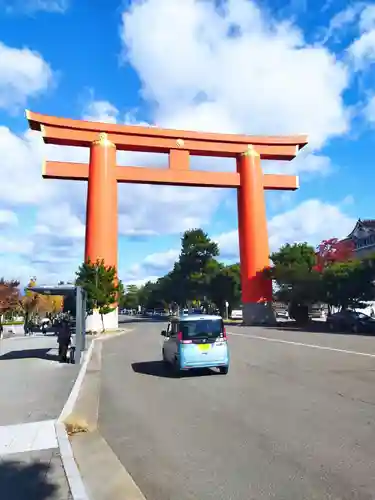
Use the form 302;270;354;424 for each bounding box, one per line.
99;320;375;500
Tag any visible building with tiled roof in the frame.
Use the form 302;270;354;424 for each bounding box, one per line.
343;219;375;259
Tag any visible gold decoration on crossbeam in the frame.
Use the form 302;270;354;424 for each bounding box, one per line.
241;144;260;157
92;132;116;148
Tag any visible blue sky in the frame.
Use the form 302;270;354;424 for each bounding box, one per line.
0;0;374;288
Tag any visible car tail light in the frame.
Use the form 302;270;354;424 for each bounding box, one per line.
177;331;192;344
223;327;227;340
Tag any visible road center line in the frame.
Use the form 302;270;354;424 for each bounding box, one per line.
227;331;375;358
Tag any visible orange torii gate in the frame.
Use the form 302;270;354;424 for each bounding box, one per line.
26;110;308;325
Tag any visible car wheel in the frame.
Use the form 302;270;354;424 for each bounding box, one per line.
162;350;170;366
219;366;229;375
171;357;180;376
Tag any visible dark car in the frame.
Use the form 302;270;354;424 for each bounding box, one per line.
326;310;375;334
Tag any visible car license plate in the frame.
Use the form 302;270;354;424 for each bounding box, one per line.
198;344;210;351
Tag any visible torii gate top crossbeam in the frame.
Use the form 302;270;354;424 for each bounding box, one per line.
26;110;308;191
27;110;308;160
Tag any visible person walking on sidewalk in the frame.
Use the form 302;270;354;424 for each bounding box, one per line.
24;318;32;336
57;320;71;363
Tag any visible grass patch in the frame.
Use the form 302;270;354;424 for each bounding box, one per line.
3;321;23;325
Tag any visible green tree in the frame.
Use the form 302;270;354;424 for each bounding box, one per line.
267;243;321;323
270;242;316;270
178;228;220;303
208;263;241;315
76;259;121;331
120;284;140;310
321;259;375;310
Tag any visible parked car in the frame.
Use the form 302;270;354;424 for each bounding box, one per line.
276;309;289;319
326;310;375;334
230;309;243;320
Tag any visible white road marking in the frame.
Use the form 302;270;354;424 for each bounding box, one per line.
227;331;375;358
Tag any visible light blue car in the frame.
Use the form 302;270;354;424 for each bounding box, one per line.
161;314;229;375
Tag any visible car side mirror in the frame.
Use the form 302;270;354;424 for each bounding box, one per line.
161;330;167;336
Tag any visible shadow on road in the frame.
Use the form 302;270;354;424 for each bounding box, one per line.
0;459;57;500
261;321;375;336
230;320;375;337
0;348;59;362
132;360;217;378
119;317;167;324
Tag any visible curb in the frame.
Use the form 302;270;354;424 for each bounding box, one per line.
59;340;95;423
57;340;95;500
55;421;90;500
57;329;132;500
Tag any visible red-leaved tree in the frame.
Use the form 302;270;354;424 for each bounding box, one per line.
0;278;21;320
315;238;355;272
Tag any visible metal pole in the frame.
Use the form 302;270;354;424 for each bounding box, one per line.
75;286;83;364
82;288;87;351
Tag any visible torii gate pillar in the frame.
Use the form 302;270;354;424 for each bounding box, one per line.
237;147;275;325
85;133;119;332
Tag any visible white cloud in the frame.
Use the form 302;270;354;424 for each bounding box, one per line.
359;3;375;32
0;210;18;227
0;42;54;112
348;4;375;69
364;94;375;123
267;199;356;250
124;198;356;282
0;0;69;14
0;0;362;285
82;100;119;124
123;276;159;288
122;0;350;150
321;3;365;44
0;236;34;256
34;203;85;239
216;198;356;261
142;249;179;272
265;152;334;177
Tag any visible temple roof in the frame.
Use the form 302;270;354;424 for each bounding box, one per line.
347;219;375;238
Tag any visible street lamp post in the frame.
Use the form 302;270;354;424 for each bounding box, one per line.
225;301;229;320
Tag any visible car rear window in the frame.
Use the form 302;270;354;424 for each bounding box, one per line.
180;319;223;339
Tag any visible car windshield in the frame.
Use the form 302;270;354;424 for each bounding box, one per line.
180;319;223;339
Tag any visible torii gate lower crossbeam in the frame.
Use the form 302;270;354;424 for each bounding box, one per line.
27;110;308;326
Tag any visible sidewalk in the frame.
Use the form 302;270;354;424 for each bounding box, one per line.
0;333;79;426
0;333;89;499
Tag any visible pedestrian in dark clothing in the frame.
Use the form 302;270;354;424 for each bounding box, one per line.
57;320;71;363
